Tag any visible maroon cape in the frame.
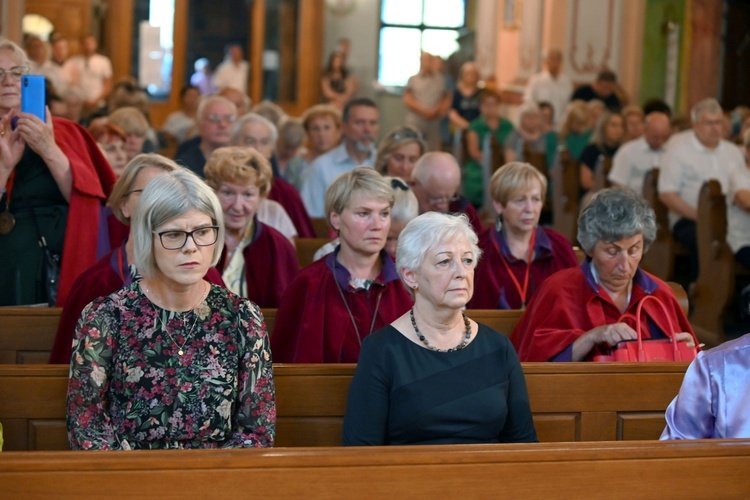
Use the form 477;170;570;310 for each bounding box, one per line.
449;197;485;236
53;117;118;306
268;177;315;237
510;263;697;362
271;250;413;363
468;226;578;310
49;244;226;364
216;221;299;308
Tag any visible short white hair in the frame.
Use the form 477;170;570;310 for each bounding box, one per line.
690;98;722;123
396;212;481;299
231;112;278;146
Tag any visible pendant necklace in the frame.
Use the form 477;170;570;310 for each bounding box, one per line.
145;281;208;356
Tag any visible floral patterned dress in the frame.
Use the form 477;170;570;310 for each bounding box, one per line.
66;282;275;450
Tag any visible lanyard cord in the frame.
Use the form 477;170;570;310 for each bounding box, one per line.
492;228;536;309
332;259;383;349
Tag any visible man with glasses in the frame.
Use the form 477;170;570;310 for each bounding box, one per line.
174;96;237;177
301;97;379;217
658;97;745;283
409;152;484;235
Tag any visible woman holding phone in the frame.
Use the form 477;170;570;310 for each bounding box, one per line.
0;37;115;306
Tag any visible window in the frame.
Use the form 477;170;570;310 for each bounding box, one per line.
132;0;175;99
378;0;466;87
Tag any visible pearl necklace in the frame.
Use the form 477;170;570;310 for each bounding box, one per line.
410;308;472;352
144;281;208;356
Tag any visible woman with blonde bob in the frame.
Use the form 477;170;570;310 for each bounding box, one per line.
272;166;413;363
374;125;426;180
343;212;537;445
67;168;275;450
204;146;298;307
469;162;578;309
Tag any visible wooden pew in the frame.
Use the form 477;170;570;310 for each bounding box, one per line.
309;217;332;239
294;237;332;268
690;179;735;347
551;147;580;244
3;440;750;498
0;362;690;451
0;307;61;364
592;155;613;192
640;168;679;281
0;281;690;366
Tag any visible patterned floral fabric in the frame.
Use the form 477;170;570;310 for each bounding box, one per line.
66;282;275;450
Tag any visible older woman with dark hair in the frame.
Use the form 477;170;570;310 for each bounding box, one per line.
511;188;697;362
67;169;275;450
374;125;426;180
271;167;413;363
342;212;537;445
204;146;298;307
468;162;578;309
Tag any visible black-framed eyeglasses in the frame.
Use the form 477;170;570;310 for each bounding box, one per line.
0;65;29;80
428;194;460;207
154;226;219;250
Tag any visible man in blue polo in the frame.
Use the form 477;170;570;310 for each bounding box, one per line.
301;97;379;217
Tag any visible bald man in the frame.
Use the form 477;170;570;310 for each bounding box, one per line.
409;152;484;234
608;111;672;194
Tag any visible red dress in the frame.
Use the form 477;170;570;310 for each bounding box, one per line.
468;226;578;309
510;262;697;362
271;249;413;363
215;221;299;308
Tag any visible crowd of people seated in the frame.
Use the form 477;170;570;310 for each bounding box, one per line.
3;32;750;450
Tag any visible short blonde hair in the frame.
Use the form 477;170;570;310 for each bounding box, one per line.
302;104;342;130
108;107;149;136
203;146;273;197
0;38;29;67
559;100;591;139
107;154;181;224
374;125;426;174
490;162;548;206
324;167;394;229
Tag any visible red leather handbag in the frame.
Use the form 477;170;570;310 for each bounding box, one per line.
594;295;698;362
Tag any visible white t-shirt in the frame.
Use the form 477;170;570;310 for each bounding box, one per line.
658;130;745;227
256;199;297;240
523;70;573;128
727;166;750;254
608;136;665;194
67;53;113;102
212;60;249;93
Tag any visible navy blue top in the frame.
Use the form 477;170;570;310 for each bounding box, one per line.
342;323;538;445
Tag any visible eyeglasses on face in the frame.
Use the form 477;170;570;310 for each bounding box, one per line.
428;194;460;206
205;114;236;124
154;226;219;250
0;65;29;80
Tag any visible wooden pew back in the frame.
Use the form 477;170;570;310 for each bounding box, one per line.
0;308;61;364
3;440;750;498
0;362;689;451
691;179;734;346
294;237;332;268
551;147;580;244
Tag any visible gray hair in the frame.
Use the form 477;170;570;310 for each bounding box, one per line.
0;38;30;66
132;169;225;278
384;176;419;224
396;212;482;299
231;112;278;146
577;187;656;253
197;95;237;121
690;98;722;123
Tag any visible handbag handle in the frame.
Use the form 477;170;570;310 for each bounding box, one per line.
618;294;678;362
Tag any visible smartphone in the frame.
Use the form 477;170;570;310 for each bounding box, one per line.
21;75;46;121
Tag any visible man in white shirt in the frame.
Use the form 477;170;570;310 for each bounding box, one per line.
301;98;379;217
609;111;671;193
212;44;249;94
523;49;573;128
67;34;113;112
658;98;745;281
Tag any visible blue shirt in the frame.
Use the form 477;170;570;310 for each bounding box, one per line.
300;142;375;217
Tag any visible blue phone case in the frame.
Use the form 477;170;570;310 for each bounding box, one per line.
21;75;46;121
